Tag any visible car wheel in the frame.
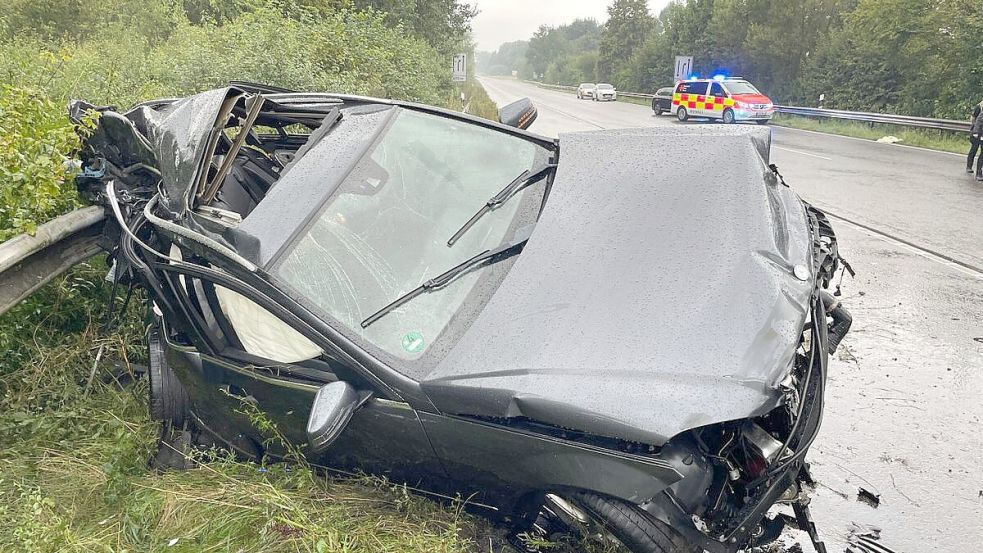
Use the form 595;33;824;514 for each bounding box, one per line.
676;107;688;122
569;492;700;553
722;108;736;124
150;425;194;470
148;325;190;426
756;119;770;125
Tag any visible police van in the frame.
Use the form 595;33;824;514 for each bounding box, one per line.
671;77;775;124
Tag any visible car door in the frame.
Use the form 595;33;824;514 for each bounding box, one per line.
657;87;673;111
160;263;444;482
708;82;729;121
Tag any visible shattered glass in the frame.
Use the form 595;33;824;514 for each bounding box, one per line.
276;109;538;362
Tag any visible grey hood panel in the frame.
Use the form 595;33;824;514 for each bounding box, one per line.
421;126;813;446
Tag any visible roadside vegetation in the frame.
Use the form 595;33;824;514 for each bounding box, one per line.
479;0;983;120
770;115;970;155
0;1;505;551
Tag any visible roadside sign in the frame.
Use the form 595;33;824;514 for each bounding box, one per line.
452;54;467;82
674;56;693;82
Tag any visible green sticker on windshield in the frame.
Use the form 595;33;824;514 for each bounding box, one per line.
401;331;425;354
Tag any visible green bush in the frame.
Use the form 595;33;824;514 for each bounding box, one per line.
0;7;449;111
0;86;89;240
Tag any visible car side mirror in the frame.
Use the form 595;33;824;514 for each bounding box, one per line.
499;98;537;130
306;381;372;454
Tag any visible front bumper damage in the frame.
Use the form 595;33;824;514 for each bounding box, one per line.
636;206;850;553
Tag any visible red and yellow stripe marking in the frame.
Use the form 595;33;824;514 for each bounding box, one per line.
672;93;736;112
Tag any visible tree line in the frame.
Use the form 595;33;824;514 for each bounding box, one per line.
478;0;983;119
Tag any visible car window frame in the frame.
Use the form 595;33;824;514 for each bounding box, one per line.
676;81;708;95
722;81;761;96
264;107;556;382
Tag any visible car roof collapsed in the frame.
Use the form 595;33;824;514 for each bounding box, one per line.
72;85;552;267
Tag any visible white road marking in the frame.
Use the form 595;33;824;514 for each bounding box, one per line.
823;213;983;281
774;146;833;161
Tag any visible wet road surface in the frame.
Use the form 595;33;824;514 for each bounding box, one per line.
480;77;983;553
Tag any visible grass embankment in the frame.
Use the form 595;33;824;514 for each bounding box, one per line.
450;79;499;120
770;114;969;154
0;266;483;552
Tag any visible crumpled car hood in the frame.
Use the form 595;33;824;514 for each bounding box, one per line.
420;126;814;446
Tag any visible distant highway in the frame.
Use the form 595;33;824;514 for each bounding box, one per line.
480;77;983;272
479;76;983;553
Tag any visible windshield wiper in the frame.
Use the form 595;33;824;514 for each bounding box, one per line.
446;162;556;247
361;225;535;329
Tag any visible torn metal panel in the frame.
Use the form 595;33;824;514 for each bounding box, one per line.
422;126;813;446
146;87;245;218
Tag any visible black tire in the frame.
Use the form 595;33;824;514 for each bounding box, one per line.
756;119;770;125
676;107;688;122
571;492;699;553
148;325;190;426
722;108;736;124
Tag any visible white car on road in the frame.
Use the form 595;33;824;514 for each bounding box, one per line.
576;83;596;100
594;83;617;101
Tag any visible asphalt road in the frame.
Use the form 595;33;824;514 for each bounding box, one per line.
479;77;983;553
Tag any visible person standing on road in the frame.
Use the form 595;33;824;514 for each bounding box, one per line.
968;99;983;178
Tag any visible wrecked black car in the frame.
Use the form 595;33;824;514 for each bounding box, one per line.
17;83;852;552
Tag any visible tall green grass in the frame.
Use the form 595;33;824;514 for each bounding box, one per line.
0;265;487;552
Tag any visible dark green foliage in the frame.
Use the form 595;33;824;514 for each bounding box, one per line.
596;0;656;82
520;19;603;83
0;1;472;245
352;0;477;56
0;87;90;240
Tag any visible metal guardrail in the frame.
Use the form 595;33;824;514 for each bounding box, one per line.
529;81;970;132
0;206;105;316
774;106;971;133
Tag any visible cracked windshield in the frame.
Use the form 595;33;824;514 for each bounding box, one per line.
276;108;539;360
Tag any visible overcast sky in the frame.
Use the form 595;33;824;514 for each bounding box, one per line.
472;0;672;51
